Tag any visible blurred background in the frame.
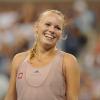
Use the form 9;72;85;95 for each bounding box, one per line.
0;0;100;100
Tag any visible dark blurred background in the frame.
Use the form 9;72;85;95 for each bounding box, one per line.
0;0;100;100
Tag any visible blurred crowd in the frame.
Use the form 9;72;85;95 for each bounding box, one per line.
0;0;100;100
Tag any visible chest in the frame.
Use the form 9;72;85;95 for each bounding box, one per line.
16;54;64;86
29;55;56;68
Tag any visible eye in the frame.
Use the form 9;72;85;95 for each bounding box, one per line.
55;26;61;30
45;23;51;26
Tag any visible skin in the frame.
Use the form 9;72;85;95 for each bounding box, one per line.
5;11;80;100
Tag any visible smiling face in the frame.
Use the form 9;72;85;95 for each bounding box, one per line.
35;12;64;49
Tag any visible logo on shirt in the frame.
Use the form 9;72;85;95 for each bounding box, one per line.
17;73;23;79
34;70;39;73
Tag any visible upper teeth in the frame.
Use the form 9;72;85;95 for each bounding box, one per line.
45;34;54;39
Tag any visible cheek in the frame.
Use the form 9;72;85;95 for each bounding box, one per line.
57;31;62;39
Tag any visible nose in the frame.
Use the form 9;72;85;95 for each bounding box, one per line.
48;26;55;34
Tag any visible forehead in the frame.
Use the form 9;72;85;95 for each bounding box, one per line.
39;13;64;26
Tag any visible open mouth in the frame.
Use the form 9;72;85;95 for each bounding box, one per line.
44;33;56;40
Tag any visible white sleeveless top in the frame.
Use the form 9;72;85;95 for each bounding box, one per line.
16;50;66;100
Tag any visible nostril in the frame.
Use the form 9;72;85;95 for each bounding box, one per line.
51;31;55;34
48;30;55;34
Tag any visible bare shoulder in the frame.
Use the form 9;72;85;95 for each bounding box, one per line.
63;52;78;63
11;50;30;70
63;52;80;71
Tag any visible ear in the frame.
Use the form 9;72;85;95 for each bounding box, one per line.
33;22;39;40
59;28;68;40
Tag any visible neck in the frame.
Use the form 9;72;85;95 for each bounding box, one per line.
35;43;57;56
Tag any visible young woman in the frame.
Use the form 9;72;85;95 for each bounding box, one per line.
5;10;80;100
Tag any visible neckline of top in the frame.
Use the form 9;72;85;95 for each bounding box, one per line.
25;49;60;69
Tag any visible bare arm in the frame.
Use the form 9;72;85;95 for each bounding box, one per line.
4;55;18;100
4;51;29;100
63;53;80;100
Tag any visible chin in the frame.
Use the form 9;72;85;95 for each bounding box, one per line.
42;40;56;48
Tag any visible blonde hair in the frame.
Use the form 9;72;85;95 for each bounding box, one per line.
29;9;65;60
